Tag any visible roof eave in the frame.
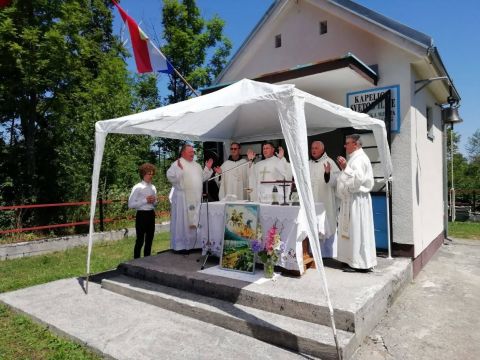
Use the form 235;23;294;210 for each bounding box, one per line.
327;0;433;50
427;47;461;102
213;0;284;85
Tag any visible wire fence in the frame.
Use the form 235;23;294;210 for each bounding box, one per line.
0;196;170;244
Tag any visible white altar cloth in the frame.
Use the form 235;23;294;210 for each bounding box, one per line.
197;202;328;274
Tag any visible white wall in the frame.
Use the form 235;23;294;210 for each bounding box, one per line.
409;69;445;256
221;0;381;83
219;0;445;254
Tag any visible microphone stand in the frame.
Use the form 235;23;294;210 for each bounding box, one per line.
196;158;253;269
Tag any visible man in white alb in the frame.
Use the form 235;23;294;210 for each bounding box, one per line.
336;134;376;271
309;141;340;258
167;144;213;251
215;142;248;201
247;142;292;203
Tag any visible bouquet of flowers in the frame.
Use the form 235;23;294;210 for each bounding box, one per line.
251;220;283;278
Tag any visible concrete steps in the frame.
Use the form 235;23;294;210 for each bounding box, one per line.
117;260;356;333
102;251;412;359
102;275;356;360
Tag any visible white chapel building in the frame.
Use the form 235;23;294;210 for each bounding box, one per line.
203;0;461;276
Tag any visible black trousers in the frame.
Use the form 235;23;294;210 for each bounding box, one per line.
134;210;155;258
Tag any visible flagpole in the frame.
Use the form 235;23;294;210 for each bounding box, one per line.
144;40;200;97
171;64;199;97
148;42;200;97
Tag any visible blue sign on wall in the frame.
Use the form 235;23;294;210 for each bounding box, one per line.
347;85;401;133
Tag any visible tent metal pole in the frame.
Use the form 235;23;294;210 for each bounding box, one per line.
386;179;393;259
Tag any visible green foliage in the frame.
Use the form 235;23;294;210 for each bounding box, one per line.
466;129;480;162
162;0;232;100
447;129;480;208
446;128;461;162
0;1;231;240
156;0;232;158
0;1;160;234
161;0;231;102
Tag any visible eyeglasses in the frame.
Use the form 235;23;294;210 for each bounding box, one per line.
146;172;154;175
230;147;239;150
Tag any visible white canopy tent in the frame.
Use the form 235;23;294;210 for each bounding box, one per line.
86;79;392;354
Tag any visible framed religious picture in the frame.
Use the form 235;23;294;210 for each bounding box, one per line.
220;203;259;274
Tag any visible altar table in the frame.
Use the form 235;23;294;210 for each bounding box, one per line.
197;202;329;274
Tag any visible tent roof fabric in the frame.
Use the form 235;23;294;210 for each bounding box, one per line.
95;79;392;178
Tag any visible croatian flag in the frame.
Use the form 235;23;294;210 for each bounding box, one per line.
113;0;173;74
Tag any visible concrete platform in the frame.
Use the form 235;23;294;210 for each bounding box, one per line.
0;250;411;359
102;251;412;359
0;278;308;360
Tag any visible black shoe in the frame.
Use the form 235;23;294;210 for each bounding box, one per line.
343;266;373;273
172;249;189;255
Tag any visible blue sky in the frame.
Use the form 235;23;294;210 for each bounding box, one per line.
113;0;479;154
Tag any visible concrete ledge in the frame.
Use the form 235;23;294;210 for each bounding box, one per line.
102;275;356;360
119;256;356;332
0;222;169;260
352;257;413;345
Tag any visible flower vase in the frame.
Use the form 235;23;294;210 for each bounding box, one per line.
264;260;275;278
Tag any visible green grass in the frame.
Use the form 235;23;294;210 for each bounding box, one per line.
0;233;170;359
0;303;101;360
448;221;480;240
0;233;170;293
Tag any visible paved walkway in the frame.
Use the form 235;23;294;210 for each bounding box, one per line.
352;238;480;360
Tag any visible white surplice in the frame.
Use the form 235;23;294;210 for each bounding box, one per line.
167;158;213;251
249;156;292;203
309;152;339;257
217;158;248;201
336;148;377;269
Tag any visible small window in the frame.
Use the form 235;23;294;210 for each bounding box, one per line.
426;106;434;140
320;21;328;35
275;34;282;48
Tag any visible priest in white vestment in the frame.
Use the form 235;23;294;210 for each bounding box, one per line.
247;142;292;203
215;142;248;201
167;144;213;251
309;141;340;258
336;134;376;271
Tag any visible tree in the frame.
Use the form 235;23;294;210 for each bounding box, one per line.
446;129;480;209
466;129;480;163
0;1;159;231
465;130;480;198
162;0;231;102
446;129;467;187
156;0;232;158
